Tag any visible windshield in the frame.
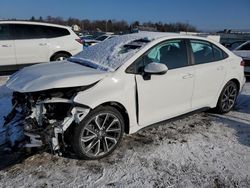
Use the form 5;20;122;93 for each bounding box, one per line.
69;32;177;72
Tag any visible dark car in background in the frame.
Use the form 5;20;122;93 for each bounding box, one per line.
233;41;250;76
82;34;116;47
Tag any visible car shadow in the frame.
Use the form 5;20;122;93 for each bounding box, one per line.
0;149;29;170
235;94;250;114
209;88;250;147
246;77;250;83
0;71;16;76
209;114;250;147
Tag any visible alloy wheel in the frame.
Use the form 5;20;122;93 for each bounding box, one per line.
80;113;122;158
56;56;67;61
221;83;238;112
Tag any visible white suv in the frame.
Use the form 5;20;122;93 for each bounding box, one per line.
3;32;246;159
0;21;82;71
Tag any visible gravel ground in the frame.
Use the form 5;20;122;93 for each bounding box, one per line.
0;76;250;188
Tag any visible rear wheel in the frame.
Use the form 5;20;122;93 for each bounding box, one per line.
72;106;124;160
215;81;238;114
51;53;70;61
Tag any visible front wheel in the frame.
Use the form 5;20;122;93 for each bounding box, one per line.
72;106;124;160
215;81;238;114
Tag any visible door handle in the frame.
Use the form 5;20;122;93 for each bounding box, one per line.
39;43;47;46
217;66;224;71
183;73;193;79
1;44;12;47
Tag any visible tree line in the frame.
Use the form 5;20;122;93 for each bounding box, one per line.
28;16;197;33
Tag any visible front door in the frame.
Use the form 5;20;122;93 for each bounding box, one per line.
134;39;194;126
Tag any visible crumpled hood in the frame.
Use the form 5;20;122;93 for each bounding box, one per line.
6;61;108;93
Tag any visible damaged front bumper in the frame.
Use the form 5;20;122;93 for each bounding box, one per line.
2;88;90;155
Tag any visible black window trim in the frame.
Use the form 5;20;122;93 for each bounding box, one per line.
0;24;14;40
11;23;70;40
125;38;192;74
187;39;229;66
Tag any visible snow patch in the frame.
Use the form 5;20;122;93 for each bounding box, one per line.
0;76;250;187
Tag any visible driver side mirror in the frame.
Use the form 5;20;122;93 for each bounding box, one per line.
143;62;168;80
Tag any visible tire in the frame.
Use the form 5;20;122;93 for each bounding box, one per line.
215;81;238;114
51;53;70;61
72;106;124;160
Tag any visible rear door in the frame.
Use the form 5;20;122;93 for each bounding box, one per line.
14;24;49;65
0;24;16;66
189;40;228;109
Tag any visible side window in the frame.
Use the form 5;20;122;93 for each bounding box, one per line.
239;43;250;51
14;24;70;39
14;24;46;39
158;40;188;69
190;40;213;64
45;26;70;38
0;24;11;40
133;40;188;72
213;45;228;61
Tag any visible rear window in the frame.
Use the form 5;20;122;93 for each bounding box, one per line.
190;40;228;64
14;24;70;39
190;40;214;64
213;45;228;61
45;26;70;38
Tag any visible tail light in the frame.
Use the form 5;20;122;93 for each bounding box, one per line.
240;60;245;66
75;38;83;44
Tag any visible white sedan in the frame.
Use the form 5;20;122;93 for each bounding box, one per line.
3;32;245;159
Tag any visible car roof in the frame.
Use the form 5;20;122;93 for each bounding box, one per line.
70;32;185;71
70;31;225;72
0;20;71;29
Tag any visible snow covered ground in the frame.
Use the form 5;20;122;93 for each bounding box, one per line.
0;76;250;187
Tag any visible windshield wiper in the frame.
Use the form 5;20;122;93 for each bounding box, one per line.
68;57;109;71
68;58;95;69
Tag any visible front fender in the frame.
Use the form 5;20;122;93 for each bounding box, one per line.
73;74;139;133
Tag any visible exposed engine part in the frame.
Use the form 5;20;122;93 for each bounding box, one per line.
24;132;43;148
2;87;91;155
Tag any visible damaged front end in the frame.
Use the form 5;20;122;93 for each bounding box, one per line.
3;86;91;155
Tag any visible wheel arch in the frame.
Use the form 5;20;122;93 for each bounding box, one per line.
211;78;241;109
96;101;130;134
229;78;240;93
50;51;72;61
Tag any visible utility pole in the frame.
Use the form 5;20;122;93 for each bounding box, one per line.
106;20;108;32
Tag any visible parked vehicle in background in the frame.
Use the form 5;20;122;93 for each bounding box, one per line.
83;34;116;47
4;32;245;160
0;21;83;71
233;41;250;76
80;34;94;41
222;40;246;50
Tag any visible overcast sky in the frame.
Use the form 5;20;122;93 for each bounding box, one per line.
1;0;250;31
